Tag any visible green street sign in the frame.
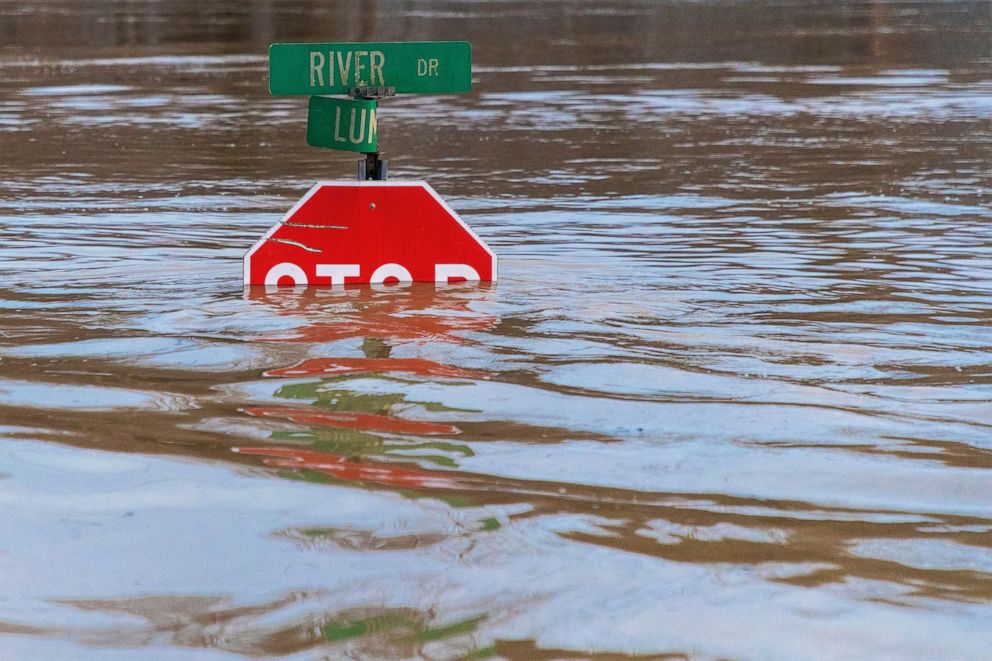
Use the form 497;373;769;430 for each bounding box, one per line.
269;41;472;96
307;96;378;152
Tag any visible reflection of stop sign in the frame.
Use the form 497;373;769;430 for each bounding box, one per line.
244;181;497;286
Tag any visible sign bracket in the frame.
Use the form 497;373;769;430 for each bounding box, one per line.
349;86;396;100
349;87;394;182
358;152;387;181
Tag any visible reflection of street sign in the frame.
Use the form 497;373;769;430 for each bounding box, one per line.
265;357;482;379
234;446;461;489
245;287;498;341
307;96;377;152
269;41;472;95
243;406;459;436
244;181;496;286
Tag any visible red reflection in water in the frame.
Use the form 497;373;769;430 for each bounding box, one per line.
243;406;461;436
285;314;493;344
265;357;485;380
234;446;461;489
247;286;497;343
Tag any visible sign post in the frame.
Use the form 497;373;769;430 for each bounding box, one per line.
245;40;494;285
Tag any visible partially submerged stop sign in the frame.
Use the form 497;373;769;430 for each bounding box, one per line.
244;181;496;286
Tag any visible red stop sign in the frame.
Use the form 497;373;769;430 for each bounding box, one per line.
244;181;497;286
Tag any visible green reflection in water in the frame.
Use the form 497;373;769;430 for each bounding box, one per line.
275;378;478;414
321;612;486;644
277;469;338;486
480;517;501;531
272;428;473;468
398;490;474;508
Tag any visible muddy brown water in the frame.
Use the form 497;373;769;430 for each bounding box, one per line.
1;1;991;659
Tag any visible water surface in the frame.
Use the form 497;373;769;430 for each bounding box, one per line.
1;1;991;659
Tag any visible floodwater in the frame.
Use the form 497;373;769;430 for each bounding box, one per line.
1;1;991;658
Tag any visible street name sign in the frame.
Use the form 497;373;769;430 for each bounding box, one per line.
307;96;377;152
244;181;496;286
269;41;472;95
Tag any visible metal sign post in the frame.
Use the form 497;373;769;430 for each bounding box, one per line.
350;85;395;181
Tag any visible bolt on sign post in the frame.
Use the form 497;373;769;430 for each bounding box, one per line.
245;40;495;286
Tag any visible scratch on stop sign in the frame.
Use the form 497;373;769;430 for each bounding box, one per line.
268;237;323;253
281;221;348;229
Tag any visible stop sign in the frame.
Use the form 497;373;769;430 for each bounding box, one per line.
244;181;496;286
